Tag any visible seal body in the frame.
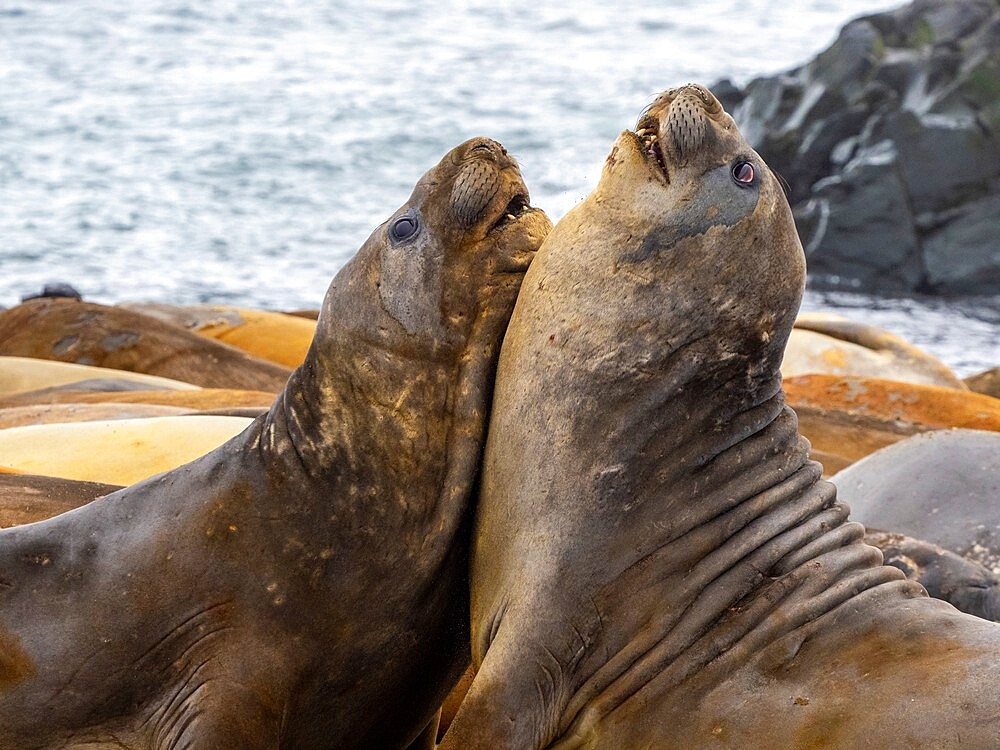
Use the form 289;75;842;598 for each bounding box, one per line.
835;429;1000;573
784;314;966;389
0;386;275;411
0;301;293;391
0;403;192;429
0;138;550;749
864;529;1000;621
439;86;1000;750
0;416;254;484
122;303;317;368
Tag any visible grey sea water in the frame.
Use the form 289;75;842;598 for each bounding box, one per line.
1;0;996;374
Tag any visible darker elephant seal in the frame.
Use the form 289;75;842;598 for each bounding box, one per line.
835;428;1000;613
864;529;1000;622
0;137;550;749
440;85;1000;750
0;299;293;392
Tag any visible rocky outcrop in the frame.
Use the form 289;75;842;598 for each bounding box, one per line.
715;0;1000;294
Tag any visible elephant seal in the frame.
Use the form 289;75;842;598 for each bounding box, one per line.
784;314;966;389
966;365;1000;398
440;86;1000;750
0;416;253;485
0;356;199;396
0;475;121;529
864;530;1000;622
783;373;1000;474
0;137;550;749
834;429;1000;574
0;300;292;391
123;303;316;368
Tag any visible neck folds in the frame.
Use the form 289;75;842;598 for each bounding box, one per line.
555;403;902;745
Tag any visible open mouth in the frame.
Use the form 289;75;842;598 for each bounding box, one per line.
633;113;669;183
489;192;533;232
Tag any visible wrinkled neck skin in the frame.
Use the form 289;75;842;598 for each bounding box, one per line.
466;188;906;750
256;243;505;567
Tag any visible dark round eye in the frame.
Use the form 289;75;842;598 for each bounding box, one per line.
733;162;755;184
390;215;419;243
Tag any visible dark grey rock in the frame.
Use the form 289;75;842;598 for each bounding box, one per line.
715;0;1000;294
923;193;1000;293
799;140;923;291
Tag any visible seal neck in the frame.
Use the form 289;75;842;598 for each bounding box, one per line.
552;387;904;747
249;256;510;565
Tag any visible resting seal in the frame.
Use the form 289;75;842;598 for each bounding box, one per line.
440;85;1000;749
864;529;1000;622
0;402;192;429
835;429;1000;574
0;475;121;529
0;356;199;396
0;386;274;411
123;303;317;368
0;301;292;391
784;314;966;389
0;416;254;485
0;138;550;748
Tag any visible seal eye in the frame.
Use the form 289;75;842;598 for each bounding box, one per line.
733;162;755;184
390;215;419;243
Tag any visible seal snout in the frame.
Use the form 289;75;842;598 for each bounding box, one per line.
634;84;727;177
449;138;534;236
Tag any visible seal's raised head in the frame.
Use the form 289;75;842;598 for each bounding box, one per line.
589;84;805;377
325;138;551;355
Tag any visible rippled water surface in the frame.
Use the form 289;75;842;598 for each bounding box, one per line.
1;0;996;374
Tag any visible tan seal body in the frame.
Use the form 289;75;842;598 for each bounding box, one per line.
440;86;1000;750
966;365;1000;398
0;300;292;391
0;138;550;749
0;356;199;395
123;304;317;368
784;374;1000;474
0;416;253;485
784;315;966;389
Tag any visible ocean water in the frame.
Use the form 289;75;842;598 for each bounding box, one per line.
1;0;996;375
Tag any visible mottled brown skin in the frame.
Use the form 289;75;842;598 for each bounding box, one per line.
440;86;1000;750
0;299;292;391
0;138;551;749
0;475;122;528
